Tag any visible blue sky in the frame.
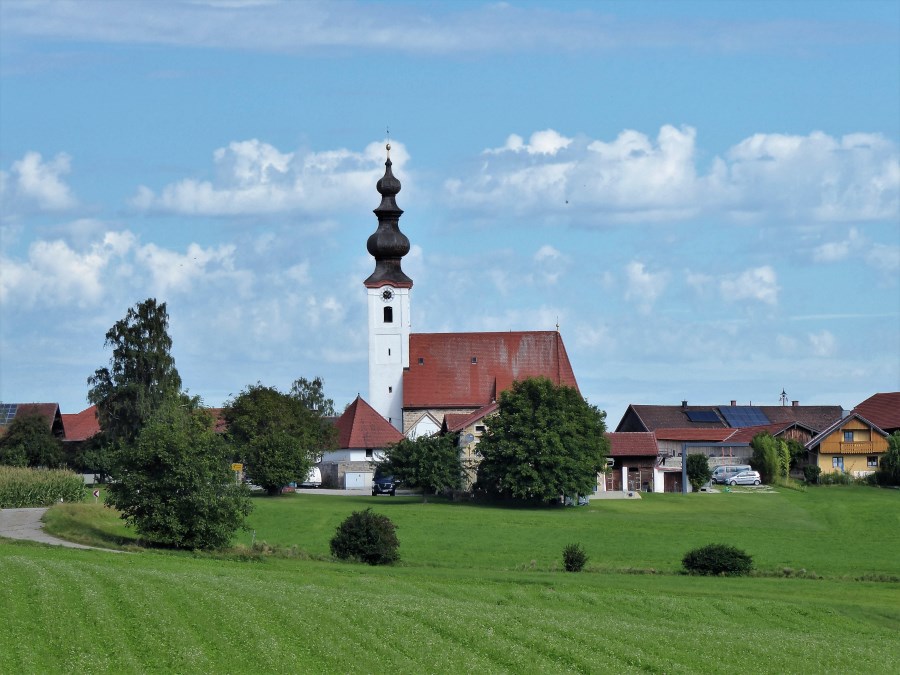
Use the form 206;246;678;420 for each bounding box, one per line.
1;0;898;427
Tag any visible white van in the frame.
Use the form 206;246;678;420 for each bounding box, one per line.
299;466;322;488
711;465;752;484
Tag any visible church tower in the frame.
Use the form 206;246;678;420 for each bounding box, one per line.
364;144;411;431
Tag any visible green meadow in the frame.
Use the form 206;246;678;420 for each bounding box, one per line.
2;486;899;673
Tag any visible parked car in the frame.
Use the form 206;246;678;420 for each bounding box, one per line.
711;465;752;484
372;475;398;496
729;470;761;486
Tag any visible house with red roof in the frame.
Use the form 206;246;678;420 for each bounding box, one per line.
806;412;890;477
319;395;404;488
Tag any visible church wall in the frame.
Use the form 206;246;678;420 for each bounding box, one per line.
403;407;478;434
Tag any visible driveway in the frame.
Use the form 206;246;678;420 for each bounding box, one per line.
0;507;116;551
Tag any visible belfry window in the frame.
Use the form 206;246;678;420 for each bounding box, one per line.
383;306;393;323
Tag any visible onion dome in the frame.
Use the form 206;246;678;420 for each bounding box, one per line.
364;143;412;288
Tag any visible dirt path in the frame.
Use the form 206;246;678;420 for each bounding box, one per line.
0;507;118;551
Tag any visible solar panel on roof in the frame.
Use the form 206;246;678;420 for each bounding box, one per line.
685;410;720;423
719;406;770;428
0;403;18;426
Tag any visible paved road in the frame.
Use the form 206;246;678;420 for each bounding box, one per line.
0;507;116;551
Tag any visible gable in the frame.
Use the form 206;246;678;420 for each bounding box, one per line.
334;396;404;449
404;331;578;409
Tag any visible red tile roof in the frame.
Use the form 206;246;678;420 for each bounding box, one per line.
617;404;842;433
404;331;578;409
61;406;101;441
653;428;734;442
606;432;658;457
334;396;404;449
442;402;500;434
853;392;900;432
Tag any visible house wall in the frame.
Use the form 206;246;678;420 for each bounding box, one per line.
320;448;385;463
814;419;888;475
816;453;882;476
319;460;374;489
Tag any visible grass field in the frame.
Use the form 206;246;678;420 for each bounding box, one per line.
3;486;899;673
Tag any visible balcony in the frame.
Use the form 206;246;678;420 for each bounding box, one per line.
840;441;874;454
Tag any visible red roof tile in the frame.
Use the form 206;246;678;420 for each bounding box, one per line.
61;406;101;441
606;432;658;457
404;331;578;409
334;396;404;449
853;392;900;432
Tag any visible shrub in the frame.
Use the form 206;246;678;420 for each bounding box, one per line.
562;543;588;572
682;543;753;576
803;465;821;484
330;508;399;565
0;466;86;508
819;471;853;486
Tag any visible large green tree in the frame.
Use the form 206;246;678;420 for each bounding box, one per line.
87;298;182;447
105;398;252;549
475;377;609;502
224;383;337;495
380;433;462;502
0;413;63;468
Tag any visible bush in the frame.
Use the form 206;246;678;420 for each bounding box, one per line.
819;471;853;486
562;542;588;572
682;543;753;576
0;466;86;508
330;508;399;565
803;465;821;484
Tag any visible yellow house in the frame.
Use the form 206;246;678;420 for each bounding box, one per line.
806;413;890;477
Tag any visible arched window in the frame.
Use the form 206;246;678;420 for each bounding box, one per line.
383;306;393;323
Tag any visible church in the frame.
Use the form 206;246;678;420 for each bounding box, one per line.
361;144;579;443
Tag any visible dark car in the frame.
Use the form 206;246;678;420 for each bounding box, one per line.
372;475;398;496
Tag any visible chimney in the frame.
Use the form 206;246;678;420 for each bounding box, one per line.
792;400;799;407
730;400;737;407
681;400;688;409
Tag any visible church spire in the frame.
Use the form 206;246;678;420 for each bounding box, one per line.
364;143;412;288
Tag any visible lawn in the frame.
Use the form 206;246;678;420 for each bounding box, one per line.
2;485;897;673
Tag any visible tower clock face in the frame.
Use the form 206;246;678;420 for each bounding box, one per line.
381;288;394;302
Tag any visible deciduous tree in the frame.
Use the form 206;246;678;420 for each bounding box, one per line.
224;383;336;495
105;398;252;549
380;433;462;502
475;377;609;502
0;413;63;468
686;453;712;490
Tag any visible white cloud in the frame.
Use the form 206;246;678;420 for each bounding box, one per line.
0;1;883;56
624;261;668;314
533;245;568;284
813;227;862;262
445;127;899;225
132;139;407;216
486;130;573;156
809;330;837;357
812;226;900;279
0;232;134;307
0;151;76;211
720;266;780;305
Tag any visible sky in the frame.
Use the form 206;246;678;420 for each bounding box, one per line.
1;0;898;429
